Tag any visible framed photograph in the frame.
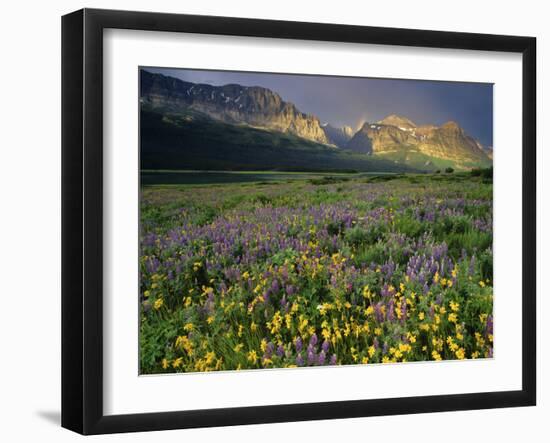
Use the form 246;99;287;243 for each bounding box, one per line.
62;8;536;434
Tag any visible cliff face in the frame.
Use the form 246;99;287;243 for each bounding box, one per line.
141;70;330;144
346;115;491;168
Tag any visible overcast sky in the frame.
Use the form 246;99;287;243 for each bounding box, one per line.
144;67;493;147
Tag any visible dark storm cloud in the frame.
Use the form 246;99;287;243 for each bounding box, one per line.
144;67;493;147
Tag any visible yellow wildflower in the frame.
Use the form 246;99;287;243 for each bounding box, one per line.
205;351;216;365
247;350;258;364
362;285;371;299
368;345;376;357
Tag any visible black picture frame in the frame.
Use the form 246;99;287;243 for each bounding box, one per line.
61;8;537;435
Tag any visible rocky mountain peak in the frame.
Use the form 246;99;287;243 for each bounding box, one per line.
321;123;356;148
378;114;417;129
342;125;354;137
440;121;462;131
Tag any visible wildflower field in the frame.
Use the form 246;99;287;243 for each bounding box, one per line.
139;172;493;373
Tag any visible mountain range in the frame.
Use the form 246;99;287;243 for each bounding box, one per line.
346;115;492;169
140;70;492;172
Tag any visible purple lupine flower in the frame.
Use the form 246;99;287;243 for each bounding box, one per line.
374;302;384;323
321;340;330;353
276;344;285;358
307;350;316;366
296;354;304;366
387;299;395;322
373;337;379;350
309;333;318;347
318;350;326;365
295;337;303;353
329;354;337;365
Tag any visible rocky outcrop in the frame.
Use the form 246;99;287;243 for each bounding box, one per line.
141;70;329;144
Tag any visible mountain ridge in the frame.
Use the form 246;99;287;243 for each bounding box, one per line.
140;70;492;171
346;114;491;169
141;70;330;145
